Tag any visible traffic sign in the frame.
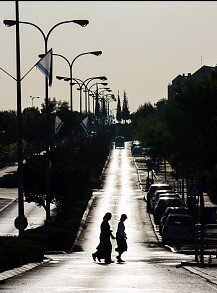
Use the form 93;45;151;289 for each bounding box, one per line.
14;215;28;231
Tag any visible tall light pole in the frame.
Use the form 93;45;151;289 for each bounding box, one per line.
11;1;28;235
30;95;40;107
40;50;102;111
4;17;89;227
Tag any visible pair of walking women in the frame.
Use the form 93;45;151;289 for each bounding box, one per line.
92;212;128;264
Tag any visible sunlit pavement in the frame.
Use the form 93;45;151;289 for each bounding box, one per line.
1;143;217;292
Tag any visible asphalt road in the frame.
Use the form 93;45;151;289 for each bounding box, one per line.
1;143;217;292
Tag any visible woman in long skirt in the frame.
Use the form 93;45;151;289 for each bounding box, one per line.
92;212;116;264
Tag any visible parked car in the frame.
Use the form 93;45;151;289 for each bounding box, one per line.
132;145;143;156
153;197;185;225
115;136;125;149
131;140;141;151
146;183;173;213
159;206;190;235
151;190;177;211
152;193;180;211
161;214;195;245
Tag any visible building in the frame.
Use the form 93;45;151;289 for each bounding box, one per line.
168;65;217;100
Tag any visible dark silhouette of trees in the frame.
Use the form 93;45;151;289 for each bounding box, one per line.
131;72;217;195
94;85;100;118
116;91;122;123
122;90;130;124
101;98;107;120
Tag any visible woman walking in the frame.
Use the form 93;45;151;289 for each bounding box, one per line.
92;212;116;264
115;214;128;263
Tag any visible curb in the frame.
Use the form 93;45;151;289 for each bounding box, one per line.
70;149;112;252
69;193;96;252
181;265;217;286
0;258;50;282
0;198;17;213
133;159;147;199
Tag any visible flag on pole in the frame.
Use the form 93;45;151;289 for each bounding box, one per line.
55;115;64;134
35;48;53;86
80;116;89;134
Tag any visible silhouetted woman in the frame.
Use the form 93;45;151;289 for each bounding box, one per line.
115;214;128;263
92;212;115;264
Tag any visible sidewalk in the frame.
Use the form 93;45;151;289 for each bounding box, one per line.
133;155;217;286
0;164;18;213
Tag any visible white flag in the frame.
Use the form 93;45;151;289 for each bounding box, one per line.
55;116;64;133
80;116;89;133
36;48;53;86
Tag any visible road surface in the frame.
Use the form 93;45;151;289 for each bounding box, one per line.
0;143;216;292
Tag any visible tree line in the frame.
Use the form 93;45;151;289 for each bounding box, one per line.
131;71;217;198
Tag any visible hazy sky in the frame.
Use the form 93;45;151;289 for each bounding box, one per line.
1;1;217;113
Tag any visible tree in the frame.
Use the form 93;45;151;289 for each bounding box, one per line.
94;85;100;118
116;91;122;123
122;90;130;124
101;98;107;120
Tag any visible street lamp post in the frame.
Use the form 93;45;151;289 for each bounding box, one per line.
40;51;102;111
57;76;107;113
30;95;40;107
83;77;107;113
12;1;28;235
4;16;89;227
57;76;84;113
86;82;108;112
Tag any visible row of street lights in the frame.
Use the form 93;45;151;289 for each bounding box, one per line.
56;75;108;113
3;1;115;234
39;50;103;111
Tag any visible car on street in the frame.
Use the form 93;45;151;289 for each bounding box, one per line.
159;206;191;235
115;136;125;149
150;190;177;211
152;193;181;212
146;183;173;213
153;197;186;225
161;214;195;245
131;145;143;156
131;140;141;150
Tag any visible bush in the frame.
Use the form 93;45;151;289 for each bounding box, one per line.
0;173;18;188
0;236;45;272
46;226;76;252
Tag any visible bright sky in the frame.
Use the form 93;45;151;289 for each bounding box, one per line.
1;1;217;113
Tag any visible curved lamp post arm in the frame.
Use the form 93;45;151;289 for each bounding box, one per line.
4;19;89;51
87;82;108;93
82;77;106;113
71;52;90;67
46;20;89;42
53;53;71;67
71;77;84;88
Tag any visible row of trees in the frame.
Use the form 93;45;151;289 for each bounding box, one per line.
116;90;130;123
131;71;217;197
0;97;89;165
